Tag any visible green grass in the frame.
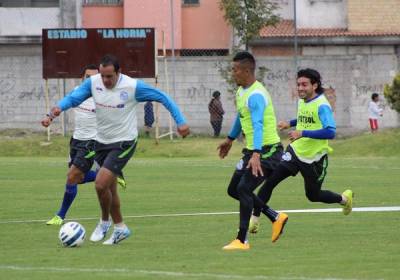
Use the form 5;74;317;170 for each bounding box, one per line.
1;128;400;158
0;130;399;279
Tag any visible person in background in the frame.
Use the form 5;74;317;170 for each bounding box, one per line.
368;93;383;133
144;101;154;136
208;91;225;137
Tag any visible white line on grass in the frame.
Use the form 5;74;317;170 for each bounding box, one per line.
1;206;399;225
0;265;379;280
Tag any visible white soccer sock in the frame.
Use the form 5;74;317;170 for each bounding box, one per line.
340;195;347;205
114;222;126;229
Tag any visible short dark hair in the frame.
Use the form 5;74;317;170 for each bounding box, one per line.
297;68;324;94
371;93;379;100
100;54;120;73
81;64;98;76
212;91;221;98
233;51;256;73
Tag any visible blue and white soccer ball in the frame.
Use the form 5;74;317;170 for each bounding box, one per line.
59;222;86;247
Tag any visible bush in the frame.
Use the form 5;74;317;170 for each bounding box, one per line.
384;73;400;113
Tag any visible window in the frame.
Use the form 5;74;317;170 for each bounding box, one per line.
182;0;199;5
83;0;123;5
0;0;59;7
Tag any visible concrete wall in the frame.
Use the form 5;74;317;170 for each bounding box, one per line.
0;8;60;36
0;44;398;135
272;0;347;28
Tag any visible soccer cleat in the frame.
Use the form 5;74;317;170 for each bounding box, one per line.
46;215;64;226
103;227;131;245
271;212;288;243
90;221;111;242
222;239;250;250
249;215;260;234
117;176;127;190
342;189;354;215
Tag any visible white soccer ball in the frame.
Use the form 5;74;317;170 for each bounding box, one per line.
59;222;86;247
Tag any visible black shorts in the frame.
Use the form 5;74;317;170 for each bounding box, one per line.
280;145;328;184
69;138;96;174
94;140;137;176
235;143;284;178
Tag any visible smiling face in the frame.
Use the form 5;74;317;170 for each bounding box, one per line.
100;64;119;89
297;76;318;101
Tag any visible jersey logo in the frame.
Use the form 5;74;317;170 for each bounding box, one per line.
96;86;103;92
120;91;129;101
282;152;292;162
298;115;316;124
236;159;244;170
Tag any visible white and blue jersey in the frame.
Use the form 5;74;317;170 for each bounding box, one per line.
58;73;186;144
73;97;97;141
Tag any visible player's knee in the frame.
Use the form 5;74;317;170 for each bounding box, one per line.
67;170;84;185
227;186;238;199
305;191;319;202
95;181;107;193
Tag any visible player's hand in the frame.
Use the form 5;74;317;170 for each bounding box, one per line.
278;121;290;130
177;124;190;138
288;130;302;141
246;152;264;177
41;116;52;127
218;138;233;159
51;107;62;117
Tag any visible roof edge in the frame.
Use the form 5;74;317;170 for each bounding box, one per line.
250;36;400;46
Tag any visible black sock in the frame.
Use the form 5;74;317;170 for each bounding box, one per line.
236;228;248;243
262;207;279;222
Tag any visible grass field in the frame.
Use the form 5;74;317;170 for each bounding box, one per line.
0;130;399;280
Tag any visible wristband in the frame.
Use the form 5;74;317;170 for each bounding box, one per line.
46;112;55;120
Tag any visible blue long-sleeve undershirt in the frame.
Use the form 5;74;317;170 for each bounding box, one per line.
228;93;266;150
290;104;336;139
228;114;242;139
57;77;186;126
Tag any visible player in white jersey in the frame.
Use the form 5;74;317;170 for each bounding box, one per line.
46;65;99;225
42;55;190;245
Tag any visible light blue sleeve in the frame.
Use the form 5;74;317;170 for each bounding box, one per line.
319;104;336;129
57;78;92;111
135;80;186;126
228;114;242;139
248;93;267;151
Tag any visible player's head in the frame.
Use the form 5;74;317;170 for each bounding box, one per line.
81;64;98;81
297;68;323;100
100;54;121;89
371;93;379;102
212;91;221;98
232;51;256;87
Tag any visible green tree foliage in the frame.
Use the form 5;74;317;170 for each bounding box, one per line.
217;0;280;95
219;0;280;50
384;73;400;113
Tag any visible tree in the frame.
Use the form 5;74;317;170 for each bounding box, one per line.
219;0;280;50
217;0;280;96
384;73;400;113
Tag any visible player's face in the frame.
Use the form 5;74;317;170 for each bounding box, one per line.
231;61;247;87
82;69;98;81
297;77;317;100
100;64;119;89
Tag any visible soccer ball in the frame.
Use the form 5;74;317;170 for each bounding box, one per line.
59;222;86;247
